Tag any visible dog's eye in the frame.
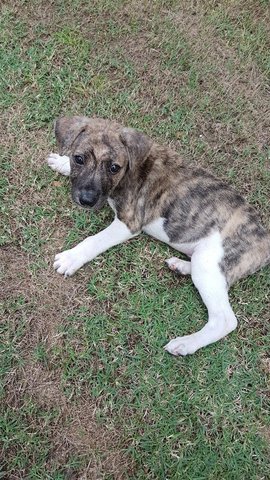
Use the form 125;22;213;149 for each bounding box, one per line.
110;163;121;174
74;155;84;165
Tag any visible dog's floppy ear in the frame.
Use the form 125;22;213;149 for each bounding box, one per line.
120;128;153;169
54;116;88;154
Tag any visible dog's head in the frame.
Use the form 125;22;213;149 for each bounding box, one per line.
54;116;153;210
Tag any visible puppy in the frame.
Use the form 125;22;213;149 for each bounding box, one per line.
47;116;270;356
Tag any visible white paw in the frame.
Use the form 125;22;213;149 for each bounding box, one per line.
164;335;198;356
53;248;85;277
166;257;191;275
47;153;70;176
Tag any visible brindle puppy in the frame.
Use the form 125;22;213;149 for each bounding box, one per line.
47;116;270;356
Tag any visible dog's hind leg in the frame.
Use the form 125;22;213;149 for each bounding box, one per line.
165;232;237;356
47;153;71;176
166;257;191;275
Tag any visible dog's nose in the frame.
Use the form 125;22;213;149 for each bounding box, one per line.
79;190;99;207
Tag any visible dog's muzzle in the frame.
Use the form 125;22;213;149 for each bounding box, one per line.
78;189;99;207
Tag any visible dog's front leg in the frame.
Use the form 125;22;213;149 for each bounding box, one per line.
47;153;71;176
54;218;139;277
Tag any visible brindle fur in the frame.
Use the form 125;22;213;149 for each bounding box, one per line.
55;116;270;287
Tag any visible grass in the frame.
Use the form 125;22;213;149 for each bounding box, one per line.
1;0;270;478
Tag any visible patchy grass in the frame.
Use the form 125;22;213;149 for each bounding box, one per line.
1;0;270;478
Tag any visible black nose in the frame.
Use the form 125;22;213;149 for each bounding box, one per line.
79;190;99;207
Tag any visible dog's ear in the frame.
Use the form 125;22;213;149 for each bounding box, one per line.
120;128;153;169
54;116;88;154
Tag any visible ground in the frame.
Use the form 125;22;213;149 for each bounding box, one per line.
0;0;270;478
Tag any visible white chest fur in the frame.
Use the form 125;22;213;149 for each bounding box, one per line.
107;197;117;214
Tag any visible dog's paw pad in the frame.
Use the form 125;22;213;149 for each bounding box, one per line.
47;153;70;176
164;335;198;356
165;257;191;275
53;249;84;277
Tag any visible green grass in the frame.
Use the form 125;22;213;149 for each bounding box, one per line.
1;0;270;478
207;5;270;77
